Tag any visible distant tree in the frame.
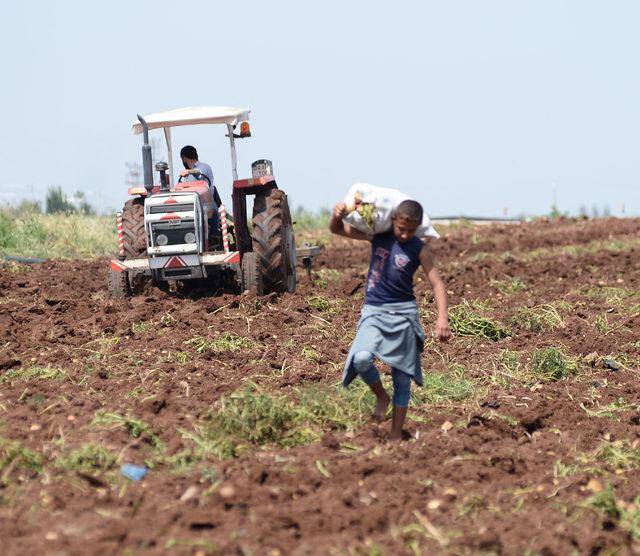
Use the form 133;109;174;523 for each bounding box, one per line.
578;204;589;219
591;204;600;219
602;204;611;217
125;161;142;188
46;186;76;214
549;204;563;220
72;190;95;215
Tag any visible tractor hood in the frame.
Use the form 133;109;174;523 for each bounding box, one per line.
132;106;251;134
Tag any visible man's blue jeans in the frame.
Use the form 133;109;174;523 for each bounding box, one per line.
352;350;412;407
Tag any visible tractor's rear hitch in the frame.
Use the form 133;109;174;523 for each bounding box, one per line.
296;244;322;281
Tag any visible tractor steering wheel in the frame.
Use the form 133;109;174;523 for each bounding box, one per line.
178;169;211;187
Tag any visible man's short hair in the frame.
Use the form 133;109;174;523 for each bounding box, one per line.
180;145;198;160
395;200;423;223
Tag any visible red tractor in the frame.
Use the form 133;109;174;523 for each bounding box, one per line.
108;106;317;297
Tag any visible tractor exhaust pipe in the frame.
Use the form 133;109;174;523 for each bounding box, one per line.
137;114;153;196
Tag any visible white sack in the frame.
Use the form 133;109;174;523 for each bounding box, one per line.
343;183;439;238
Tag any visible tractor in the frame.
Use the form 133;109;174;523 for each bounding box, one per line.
107;106;318;298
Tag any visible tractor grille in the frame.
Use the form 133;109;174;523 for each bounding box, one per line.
151;221;196;246
149;204;193;214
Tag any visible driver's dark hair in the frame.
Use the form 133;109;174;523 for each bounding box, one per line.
180;145;198;160
395;200;423;223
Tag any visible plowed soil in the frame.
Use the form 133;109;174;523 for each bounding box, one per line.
1;217;640;555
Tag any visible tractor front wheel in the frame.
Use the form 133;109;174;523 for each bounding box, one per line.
251;189;296;294
241;251;263;295
122;198;146;258
107;268;130;298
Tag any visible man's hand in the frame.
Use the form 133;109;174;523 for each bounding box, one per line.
332;202;347;221
180;169;189;177
329;201;372;240
435;316;451;342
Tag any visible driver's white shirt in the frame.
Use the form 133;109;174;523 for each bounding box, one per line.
193;161;214;189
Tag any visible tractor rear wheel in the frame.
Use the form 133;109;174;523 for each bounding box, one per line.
241;251;263;295
122;199;146;258
107;268;130;298
251;189;296;294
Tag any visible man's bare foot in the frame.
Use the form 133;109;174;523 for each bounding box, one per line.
388;429;412;442
373;391;391;421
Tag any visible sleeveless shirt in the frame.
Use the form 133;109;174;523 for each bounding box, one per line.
364;232;424;305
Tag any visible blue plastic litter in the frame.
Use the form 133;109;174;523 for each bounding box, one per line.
120;463;148;481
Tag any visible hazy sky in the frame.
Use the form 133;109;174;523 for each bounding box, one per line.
1;1;638;217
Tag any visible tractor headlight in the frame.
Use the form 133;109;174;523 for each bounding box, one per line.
156;234;168;246
184;232;196;243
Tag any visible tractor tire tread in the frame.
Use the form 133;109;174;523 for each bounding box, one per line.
251;189;295;293
107;268;129;298
121;199;146;258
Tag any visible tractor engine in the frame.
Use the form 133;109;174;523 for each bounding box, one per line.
144;191;206;280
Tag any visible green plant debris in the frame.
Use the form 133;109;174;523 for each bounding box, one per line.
131;321;152;335
579;397;636;419
490;276;526;295
584;483;640;542
586;483;620;519
355;203;377;229
180;382;375;459
169;351;189;364
449;299;510;341
507;304;564;333
491;348;579;387
0;366;67;384
0;260;33;273
583;285;640;308
554;460;579;478
399;510;459;551
593;441;640;470
93;411;163;448
412;365;475;406
491;349;522;386
458;494;487;517
315;459;331;478
56;443;118;475
80;335;121;361
530;347;577;382
301;346;320;362
186;332;257;354
126;386;145;399
159;312;177;327
0;438;43;485
594;314;611;334
306;295;343;314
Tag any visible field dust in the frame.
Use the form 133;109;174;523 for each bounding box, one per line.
1;217;639;555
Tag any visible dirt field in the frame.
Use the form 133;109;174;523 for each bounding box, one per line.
1;217;639;555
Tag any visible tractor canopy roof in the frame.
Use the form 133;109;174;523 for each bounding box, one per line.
132;106;251;134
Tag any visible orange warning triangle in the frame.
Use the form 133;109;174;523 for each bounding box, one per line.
164;256;186;268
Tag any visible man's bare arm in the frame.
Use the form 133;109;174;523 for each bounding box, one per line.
419;243;451;341
329;202;372;241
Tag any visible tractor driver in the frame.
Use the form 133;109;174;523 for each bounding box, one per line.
180;145;222;243
180;145;215;191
